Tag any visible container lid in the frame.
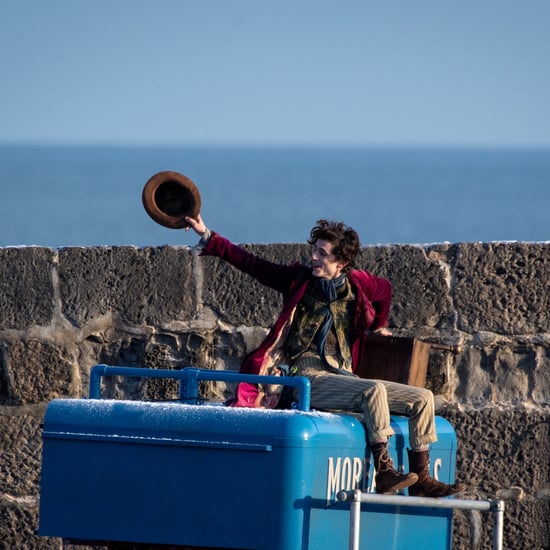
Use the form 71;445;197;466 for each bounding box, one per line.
42;399;363;450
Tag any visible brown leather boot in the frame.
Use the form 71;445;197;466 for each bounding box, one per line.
407;449;466;498
371;442;418;494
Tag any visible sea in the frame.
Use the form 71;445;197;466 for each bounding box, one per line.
0;144;549;248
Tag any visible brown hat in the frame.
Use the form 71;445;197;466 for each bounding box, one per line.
142;171;202;229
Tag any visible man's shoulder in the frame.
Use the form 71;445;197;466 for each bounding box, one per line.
349;268;374;281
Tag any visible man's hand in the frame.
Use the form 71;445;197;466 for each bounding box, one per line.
184;214;208;236
373;327;392;336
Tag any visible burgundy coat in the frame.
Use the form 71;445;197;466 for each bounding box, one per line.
201;232;392;407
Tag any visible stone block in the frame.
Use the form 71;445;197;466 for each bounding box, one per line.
453;242;550;334
0;407;44;496
359;244;454;329
0;407;55;549
5;340;76;404
0;247;55;330
454;341;546;405
0;495;54;550
58;246;195;328
533;345;550;405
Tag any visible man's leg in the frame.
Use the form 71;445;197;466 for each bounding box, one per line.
294;358;417;494
381;380;466;498
379;381;437;448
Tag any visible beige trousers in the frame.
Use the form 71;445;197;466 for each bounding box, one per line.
294;354;437;449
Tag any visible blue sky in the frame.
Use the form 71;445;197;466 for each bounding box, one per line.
2;0;550;148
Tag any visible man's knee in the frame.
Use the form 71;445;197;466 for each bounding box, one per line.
412;387;435;412
361;380;387;406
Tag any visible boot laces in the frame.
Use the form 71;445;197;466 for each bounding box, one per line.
376;446;394;472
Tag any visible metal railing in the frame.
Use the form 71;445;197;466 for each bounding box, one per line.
337;490;505;550
88;364;311;411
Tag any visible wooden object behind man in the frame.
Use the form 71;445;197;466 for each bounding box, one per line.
356;334;430;388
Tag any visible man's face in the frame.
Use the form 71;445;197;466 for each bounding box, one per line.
311;239;347;280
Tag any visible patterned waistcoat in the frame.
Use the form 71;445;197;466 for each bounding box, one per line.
284;277;356;371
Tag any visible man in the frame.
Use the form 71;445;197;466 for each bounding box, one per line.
185;215;465;498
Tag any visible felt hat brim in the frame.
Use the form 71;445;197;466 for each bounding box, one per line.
142;171;202;229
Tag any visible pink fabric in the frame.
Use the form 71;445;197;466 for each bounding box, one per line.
233;382;261;408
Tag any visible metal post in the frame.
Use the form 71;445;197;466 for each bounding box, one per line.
492;499;505;550
349;490;361;550
180;367;200;403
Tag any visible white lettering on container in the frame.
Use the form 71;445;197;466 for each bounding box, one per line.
326;454;449;504
433;458;442;481
326;456;366;506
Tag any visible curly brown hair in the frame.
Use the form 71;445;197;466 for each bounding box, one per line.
308;219;360;270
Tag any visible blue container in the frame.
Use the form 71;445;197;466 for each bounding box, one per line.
39;367;457;549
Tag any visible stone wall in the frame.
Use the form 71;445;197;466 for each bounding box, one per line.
0;241;549;550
